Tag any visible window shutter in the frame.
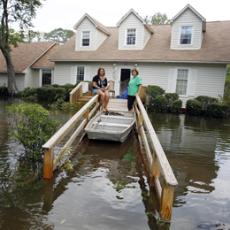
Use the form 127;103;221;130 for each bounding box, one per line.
167;68;177;93
187;69;197;96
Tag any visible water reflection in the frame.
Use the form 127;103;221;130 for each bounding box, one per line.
1;99;230;230
150;113;230;229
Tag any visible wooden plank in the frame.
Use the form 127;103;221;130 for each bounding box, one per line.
70;82;83;104
136;95;178;187
43;95;98;149
53;119;87;169
43;148;54;179
160;183;175;222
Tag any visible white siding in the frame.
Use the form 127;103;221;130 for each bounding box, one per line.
24;67;33;88
53;62;226;107
54;63;72;85
195;66;226;98
0;73;25;91
171;9;203;50
31;69;40;88
75;18;107;51
118;13;149;50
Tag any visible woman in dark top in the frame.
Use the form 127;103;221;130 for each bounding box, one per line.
92;67;109;114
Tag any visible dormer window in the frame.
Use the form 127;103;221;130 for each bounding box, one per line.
126;28;136;45
180;26;192;44
82;31;90;46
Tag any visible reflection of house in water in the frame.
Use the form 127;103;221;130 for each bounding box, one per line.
152;114;219;203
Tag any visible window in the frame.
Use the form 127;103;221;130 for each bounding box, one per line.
180;26;192;44
76;66;84;83
82;31;90;46
42;69;52;86
176;69;188;95
126;28;136;45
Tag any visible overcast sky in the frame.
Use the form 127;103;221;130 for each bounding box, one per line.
33;0;230;32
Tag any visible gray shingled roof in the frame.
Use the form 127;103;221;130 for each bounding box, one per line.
51;21;230;64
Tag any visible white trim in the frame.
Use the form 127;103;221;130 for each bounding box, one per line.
125;28;137;46
175;68;191;96
76;65;85;83
178;25;193;46
80;31;91;47
171;4;206;23
39;69;42;87
117;9;144;26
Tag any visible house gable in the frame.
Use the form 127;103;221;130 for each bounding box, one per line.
117;9;153;50
74;14;109;51
170;5;206;50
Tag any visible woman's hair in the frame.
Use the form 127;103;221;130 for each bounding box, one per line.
131;68;139;76
97;67;105;76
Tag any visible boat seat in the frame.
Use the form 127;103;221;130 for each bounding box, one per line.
92;121;130;127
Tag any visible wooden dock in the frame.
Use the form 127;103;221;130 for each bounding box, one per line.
42;82;178;222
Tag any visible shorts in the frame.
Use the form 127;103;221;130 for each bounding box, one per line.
127;95;136;111
92;88;98;94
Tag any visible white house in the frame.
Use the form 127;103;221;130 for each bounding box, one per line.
50;4;230;106
0;42;58;91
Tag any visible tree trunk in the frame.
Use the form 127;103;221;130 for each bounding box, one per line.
0;47;18;95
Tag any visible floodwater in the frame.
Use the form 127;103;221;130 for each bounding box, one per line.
0;100;230;230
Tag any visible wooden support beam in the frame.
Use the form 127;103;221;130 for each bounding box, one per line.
160;183;175;222
43;148;54;179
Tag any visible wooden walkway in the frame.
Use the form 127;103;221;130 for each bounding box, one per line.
42;82;178;222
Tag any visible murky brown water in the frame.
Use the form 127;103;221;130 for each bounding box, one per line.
0;100;230;230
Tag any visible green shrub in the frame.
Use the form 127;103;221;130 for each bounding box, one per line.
146;85;165;99
165;93;179;102
195;96;218;110
186;99;202;116
206;103;228;118
36;86;66;103
19;87;38;102
152;95;168;112
171;100;182;113
224;80;230;106
8;103;58;162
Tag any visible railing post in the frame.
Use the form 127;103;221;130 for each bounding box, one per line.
43;148;54;179
160;183;175;222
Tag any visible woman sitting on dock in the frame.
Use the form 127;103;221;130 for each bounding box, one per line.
92;67;110;114
127;68;142;111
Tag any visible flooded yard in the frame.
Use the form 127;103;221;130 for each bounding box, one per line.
0;100;230;229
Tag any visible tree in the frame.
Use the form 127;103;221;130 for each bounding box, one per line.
0;0;43;95
44;28;74;43
145;12;170;25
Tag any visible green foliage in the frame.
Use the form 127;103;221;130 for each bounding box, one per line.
146;85;165;99
186;99;202;116
20;84;75;104
195;95;218;110
8;103;58;161
8;29;24;46
44;28;74;43
145;12;170;24
171;100;183;113
37;86;66;103
206;103;228;118
153;95;168;112
224;78;230;106
146;85;182;113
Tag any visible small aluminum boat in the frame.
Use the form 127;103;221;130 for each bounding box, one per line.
85;112;135;142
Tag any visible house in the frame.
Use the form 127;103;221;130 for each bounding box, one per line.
0;42;58;91
50;4;230;106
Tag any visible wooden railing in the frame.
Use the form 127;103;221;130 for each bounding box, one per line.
69;82;83;104
43;95;99;179
135;95;178;222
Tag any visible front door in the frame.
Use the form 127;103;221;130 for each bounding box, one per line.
120;68;130;95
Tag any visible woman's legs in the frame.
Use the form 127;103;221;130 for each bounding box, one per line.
104;90;109;111
127;95;136;111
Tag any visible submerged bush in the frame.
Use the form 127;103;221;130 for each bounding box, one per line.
171;100;183;113
153;95;168;112
146;85;165;99
206;103;228;118
8;103;58;162
195;96;218;111
19;84;75;105
0;86;9;98
186;99;202;116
